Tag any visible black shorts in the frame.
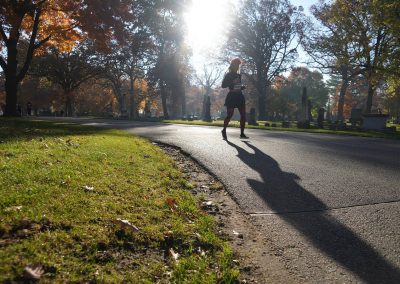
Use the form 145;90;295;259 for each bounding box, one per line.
224;91;245;108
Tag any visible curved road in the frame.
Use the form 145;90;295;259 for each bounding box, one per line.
48;118;400;283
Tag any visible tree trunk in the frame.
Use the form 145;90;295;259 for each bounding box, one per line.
366;85;375;113
257;82;268;120
257;73;268;120
4;39;19;117
65;91;74;117
119;93;126;114
129;76;137;119
258;94;266;120
160;81;169;119
181;88;186;118
337;79;349;122
4;73;18;117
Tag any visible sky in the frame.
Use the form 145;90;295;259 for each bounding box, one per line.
184;0;319;75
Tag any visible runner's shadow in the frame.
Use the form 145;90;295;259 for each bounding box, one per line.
226;140;400;283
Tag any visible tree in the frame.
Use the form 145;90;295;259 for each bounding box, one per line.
225;0;304;120
303;1;365;122
98;50;128;115
305;0;398;116
383;78;400;122
0;0;135;116
337;0;397;113
195;64;223;120
371;0;400;76
332;86;353;119
119;31;150;118
146;0;190;119
270;75;295;121
74;79;115;116
30;42;101;116
277;67;329;120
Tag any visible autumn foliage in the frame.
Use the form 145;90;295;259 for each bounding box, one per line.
0;0;136;116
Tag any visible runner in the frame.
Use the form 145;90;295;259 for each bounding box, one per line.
221;58;248;140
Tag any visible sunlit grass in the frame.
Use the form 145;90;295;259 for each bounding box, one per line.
162;119;400;139
0;119;239;282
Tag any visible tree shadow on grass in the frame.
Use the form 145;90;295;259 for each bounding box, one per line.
226;140;400;283
0;119;108;143
0;119;130;143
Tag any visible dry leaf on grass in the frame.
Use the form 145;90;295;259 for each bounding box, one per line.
169;248;179;261
114;218;139;232
201;201;213;208
24;265;44;280
83;185;94;192
166;197;178;212
4;205;22;212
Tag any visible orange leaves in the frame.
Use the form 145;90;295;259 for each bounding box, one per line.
3;0;135;54
165;197;178;212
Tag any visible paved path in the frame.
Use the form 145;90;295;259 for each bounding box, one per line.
47;118;400;283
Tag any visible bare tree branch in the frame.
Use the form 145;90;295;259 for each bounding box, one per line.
0;23;9;44
0;56;7;71
17;7;42;82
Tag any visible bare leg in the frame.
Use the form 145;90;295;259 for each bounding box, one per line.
223;108;234;130
238;106;246;135
222;108;234;139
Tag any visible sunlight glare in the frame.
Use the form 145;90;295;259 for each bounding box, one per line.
184;0;233;56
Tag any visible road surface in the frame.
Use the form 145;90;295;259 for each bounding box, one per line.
47;118;400;283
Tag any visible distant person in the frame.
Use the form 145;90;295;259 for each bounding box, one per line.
17;104;22;116
26;101;33;116
221;58;248;140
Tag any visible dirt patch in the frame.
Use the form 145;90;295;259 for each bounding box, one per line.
0;218;72;247
158;143;300;284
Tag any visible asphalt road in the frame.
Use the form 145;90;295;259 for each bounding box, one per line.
46;118;400;283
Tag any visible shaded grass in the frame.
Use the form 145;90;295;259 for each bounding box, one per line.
162;119;400;140
0;118;239;283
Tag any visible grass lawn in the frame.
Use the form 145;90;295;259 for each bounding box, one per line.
0;119;239;283
163;119;400;139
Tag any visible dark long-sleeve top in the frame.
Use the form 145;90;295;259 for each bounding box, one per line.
221;72;242;93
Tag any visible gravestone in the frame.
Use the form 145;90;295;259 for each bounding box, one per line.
350;108;363;127
362;113;389;130
308;99;313;122
317;108;325;128
248;108;258;125
202;95;212;122
297;87;310;128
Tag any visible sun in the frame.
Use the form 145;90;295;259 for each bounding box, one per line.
184;0;234;55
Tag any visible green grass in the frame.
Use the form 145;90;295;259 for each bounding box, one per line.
0;119;239;283
163;119;400;139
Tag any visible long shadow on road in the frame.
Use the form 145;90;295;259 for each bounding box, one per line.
226;140;400;283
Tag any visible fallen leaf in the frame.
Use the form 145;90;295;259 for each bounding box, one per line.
24;265;44;280
83;185;94;192
197;247;206;256
169;248;179;261
201;201;213;208
166;197;178;212
233;230;244;239
114;218;139;232
5;205;22;212
164;230;174;238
